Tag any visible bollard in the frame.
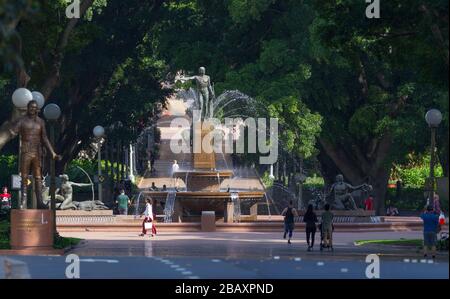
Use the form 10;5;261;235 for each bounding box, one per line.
201;211;216;232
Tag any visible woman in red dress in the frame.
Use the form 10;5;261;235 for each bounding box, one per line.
139;197;157;237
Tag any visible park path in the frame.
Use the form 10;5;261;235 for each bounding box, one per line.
59;230;443;260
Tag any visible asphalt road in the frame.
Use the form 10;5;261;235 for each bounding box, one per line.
1;231;448;279
1;254;448;279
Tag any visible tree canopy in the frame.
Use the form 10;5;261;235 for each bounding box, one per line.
1;0;448;214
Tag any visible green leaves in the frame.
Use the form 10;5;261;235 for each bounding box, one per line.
228;0;275;23
268;96;322;159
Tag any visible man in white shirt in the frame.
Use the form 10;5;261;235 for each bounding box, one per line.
172;160;180;190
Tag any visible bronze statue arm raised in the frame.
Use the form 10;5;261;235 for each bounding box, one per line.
345;182;371;191
175;74;196;83
70;182;92;187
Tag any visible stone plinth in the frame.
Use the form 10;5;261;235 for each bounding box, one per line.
193;121;215;169
10;210;54;250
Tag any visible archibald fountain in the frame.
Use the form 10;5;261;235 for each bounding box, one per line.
143;67;265;222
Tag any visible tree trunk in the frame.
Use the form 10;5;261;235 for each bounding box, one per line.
125;146;129;180
121;144;126;180
116;142;121;181
104;140;110;177
112;145;117;183
370;168;389;216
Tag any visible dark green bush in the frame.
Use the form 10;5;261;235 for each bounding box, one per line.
386;187;426;211
386;187;449;212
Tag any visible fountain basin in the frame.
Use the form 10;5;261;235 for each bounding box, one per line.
173;170;233;192
145;191;264;216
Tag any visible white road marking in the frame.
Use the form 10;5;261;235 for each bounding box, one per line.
211;259;221;263
412;259;418;263
428;260;434;264
176;268;186;272
273;256;280;260
182;271;193;275
317;262;325;266
420;259;427;263
170;265;179;268
403;259;410;263
79;259;119;263
340;268;348;273
188;276;200;279
294;258;301;262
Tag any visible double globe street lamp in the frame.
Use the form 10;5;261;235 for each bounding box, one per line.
425;109;443;206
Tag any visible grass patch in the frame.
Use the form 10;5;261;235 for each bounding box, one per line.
0;219;10;249
355;238;422;247
53;235;82;249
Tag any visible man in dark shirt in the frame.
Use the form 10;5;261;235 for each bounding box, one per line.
116;189;130;215
281;200;298;244
420;205;439;259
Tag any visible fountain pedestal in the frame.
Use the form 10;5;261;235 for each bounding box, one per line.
193;121;215;170
147;120;265;222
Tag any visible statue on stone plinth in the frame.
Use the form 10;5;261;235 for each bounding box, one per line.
328;174;372;210
176;67;216;120
9;100;61;209
55;174;92;210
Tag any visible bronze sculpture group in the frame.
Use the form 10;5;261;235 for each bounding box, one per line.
9;100;107;210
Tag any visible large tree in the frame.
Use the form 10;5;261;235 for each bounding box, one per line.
1;0;168;172
151;0;448;214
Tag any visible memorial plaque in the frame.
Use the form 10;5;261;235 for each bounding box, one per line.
10;210;54;250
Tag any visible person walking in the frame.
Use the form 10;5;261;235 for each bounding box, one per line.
172;160;180;190
115;189;130;215
321;204;334;249
140;197;156;237
281;200;298;244
304;204;318;251
420;205;439;259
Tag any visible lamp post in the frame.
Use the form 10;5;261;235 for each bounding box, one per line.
425;109;442;206
43;104;61;235
11;88;33;209
93;126;105;203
